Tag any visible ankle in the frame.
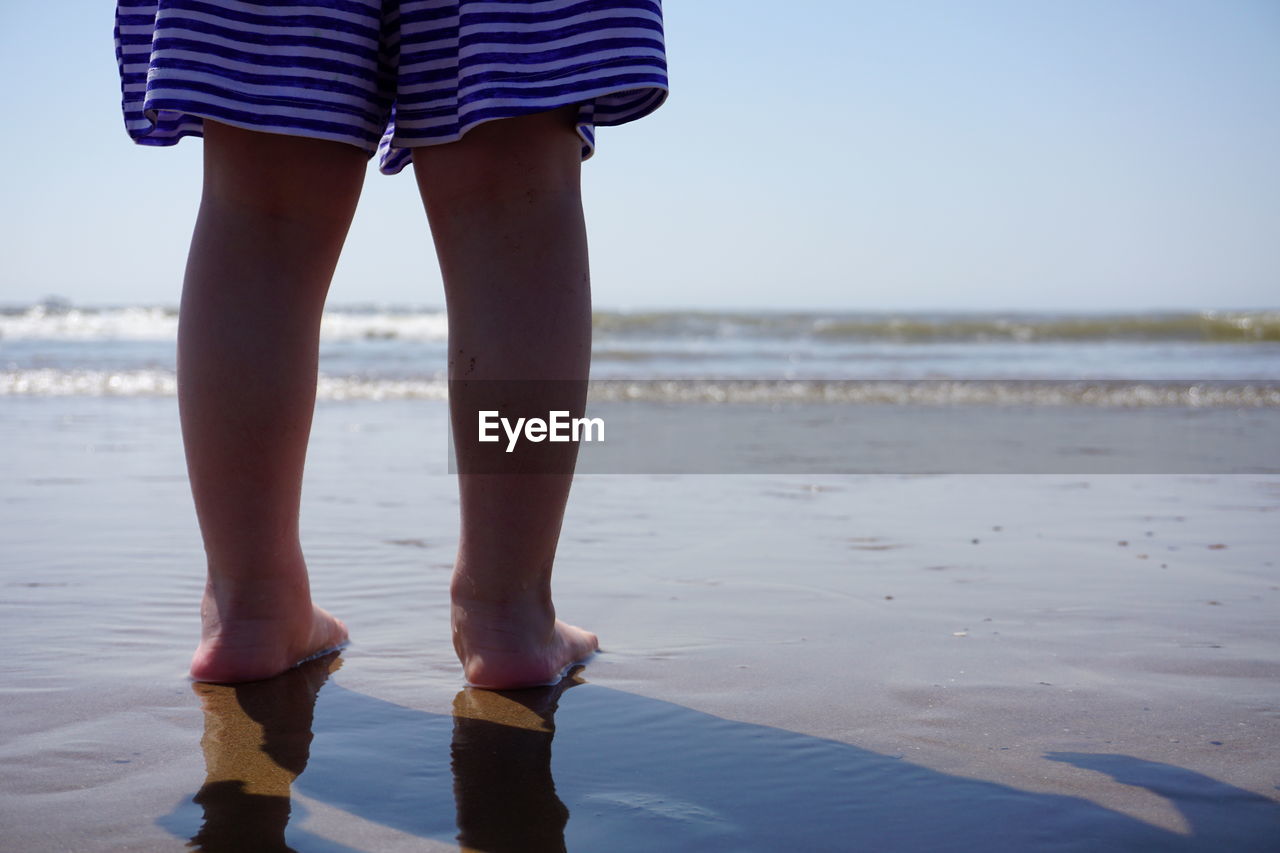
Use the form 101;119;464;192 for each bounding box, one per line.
202;573;313;622
450;570;552;611
451;594;555;630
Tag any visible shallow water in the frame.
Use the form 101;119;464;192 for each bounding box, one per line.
2;396;1278;850
143;660;1277;852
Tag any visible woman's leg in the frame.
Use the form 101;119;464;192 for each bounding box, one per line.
181;121;361;683
411;107;599;688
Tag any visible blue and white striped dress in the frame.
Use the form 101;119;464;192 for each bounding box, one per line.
114;0;668;174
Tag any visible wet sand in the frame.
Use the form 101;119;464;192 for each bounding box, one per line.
1;396;1278;850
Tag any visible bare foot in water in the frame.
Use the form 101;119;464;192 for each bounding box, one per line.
451;591;599;690
190;581;349;684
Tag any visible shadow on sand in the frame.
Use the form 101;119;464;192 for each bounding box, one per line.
160;653;1279;852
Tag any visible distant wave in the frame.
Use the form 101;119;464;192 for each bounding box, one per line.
3;301;1278;343
592;310;1280;343
0;302;449;342
585;379;1280;407
4;370;1278;407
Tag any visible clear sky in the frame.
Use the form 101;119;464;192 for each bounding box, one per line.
2;1;1277;311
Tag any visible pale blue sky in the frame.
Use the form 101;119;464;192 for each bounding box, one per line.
2;1;1277;310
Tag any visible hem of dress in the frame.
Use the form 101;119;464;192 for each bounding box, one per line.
129;104;382;158
382;83;669;175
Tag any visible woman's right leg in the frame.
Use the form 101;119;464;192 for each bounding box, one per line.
410;107;599;688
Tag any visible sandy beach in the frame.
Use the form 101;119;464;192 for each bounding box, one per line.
0;394;1277;850
6;0;1280;843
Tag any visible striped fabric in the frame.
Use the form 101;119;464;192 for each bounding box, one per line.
114;0;668;174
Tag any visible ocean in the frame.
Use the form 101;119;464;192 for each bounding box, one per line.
3;301;1279;401
5;301;1279;474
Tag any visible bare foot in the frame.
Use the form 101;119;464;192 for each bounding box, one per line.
190;584;348;684
451;594;598;690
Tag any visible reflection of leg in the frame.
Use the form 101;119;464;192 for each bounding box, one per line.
189;653;339;851
181;122;357;683
412;108;598;689
450;671;583;852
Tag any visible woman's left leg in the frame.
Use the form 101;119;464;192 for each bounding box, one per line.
181;121;363;683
